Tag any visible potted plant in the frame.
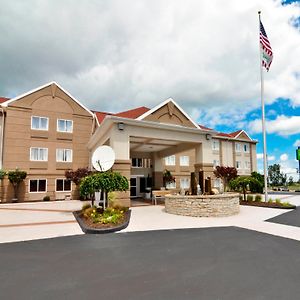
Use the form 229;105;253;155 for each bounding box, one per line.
7;168;27;202
163;169;176;188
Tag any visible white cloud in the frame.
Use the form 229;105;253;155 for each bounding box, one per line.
294;140;300;147
248;115;300;136
268;155;275;161
280;153;288;161
0;0;299;119
257;153;263;159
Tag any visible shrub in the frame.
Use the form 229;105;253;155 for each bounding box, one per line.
268;198;274;204
7;169;27;199
43;196;50;201
239;195;243;201
0;169;6;180
282;201;292;207
254;195;262;202
246;195;253;202
275;198;282;205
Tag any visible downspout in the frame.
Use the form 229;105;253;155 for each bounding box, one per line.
0;107;5;170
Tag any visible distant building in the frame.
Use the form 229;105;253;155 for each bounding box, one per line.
0;82;257;205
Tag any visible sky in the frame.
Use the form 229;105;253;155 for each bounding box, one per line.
0;0;300;178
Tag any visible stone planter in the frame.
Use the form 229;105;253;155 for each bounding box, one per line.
165;193;240;217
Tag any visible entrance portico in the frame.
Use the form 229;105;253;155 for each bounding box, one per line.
88;114;216;206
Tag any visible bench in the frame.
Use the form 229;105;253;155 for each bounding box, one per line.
152;190;178;205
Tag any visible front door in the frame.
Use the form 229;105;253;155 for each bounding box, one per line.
130;176;139;198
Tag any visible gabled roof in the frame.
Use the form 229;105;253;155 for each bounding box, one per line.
1;82;94;117
198;124;213;131
0;97;10;103
93;111;114;124
115;106;150;119
215;129;253;141
136;98;200;129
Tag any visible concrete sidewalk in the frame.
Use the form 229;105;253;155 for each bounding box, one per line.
0;193;300;243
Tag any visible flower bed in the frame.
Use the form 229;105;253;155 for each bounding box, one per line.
240;200;296;209
73;205;131;234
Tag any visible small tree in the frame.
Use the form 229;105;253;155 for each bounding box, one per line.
249;171;264;193
229;176;260;201
0;169;6;180
8;169;27;201
288;176;294;186
214;166;238;191
79;171;129;206
65;167;93;199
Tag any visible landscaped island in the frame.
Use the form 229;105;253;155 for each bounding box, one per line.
165;193;240;217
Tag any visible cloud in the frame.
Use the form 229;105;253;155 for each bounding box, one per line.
0;0;299;118
258;153;276;161
268;155;275;161
248;115;300;136
280;153;288;161
294;140;300;147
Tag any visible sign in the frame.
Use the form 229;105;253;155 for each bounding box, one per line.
296;148;300;161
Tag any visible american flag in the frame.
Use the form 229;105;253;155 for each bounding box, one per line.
260;20;273;71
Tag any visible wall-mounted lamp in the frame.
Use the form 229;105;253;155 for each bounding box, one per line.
206;134;212;140
118;122;125;131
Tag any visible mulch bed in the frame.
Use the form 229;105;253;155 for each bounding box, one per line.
73;210;131;234
240;201;296;209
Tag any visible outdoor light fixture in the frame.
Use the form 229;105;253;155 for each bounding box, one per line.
206;134;212;140
118;122;125;131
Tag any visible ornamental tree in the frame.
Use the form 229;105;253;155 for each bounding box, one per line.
229;176;261;201
65;167;92;186
214;166;238;191
8;169;27;200
79;171;129;206
163;169;175;188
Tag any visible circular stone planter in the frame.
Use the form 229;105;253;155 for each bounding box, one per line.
165;193;240;217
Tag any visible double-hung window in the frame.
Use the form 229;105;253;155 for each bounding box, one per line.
56;179;72;192
165;155;176;166
56;149;72;162
31;116;48;130
235;143;241;152
213;159;220;168
212;140;220;151
57;119;73;133
30;147;48;161
236;161;242;169
244;143;250;153
180;156;189;166
180;178;190;189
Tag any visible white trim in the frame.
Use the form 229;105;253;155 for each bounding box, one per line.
31;116;49;131
136;98;200;129
28;179;47;193
1;81;94;117
30;147;48;161
56;148;73;162
55;178;72;192
233;130;252;141
57;119;73;133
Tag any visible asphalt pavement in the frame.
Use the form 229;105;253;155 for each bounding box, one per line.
1;227;300;300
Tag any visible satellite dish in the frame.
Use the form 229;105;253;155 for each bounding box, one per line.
92;146;115;172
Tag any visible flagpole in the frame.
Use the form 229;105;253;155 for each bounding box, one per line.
258;11;268;202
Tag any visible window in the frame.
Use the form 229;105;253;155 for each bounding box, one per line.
30;147;48;161
31;116;48;130
214;178;221;188
166;181;176;189
57;119;73;133
132;158;143;168
29;179;47;193
56;179;72;192
236;161;242;169
212;140;220;151
180;178;190;189
180;156;189;166
213;159;220;168
244;143;250;152
56;149;72;162
245;161;251;169
235;143;241;152
165;155;175;166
